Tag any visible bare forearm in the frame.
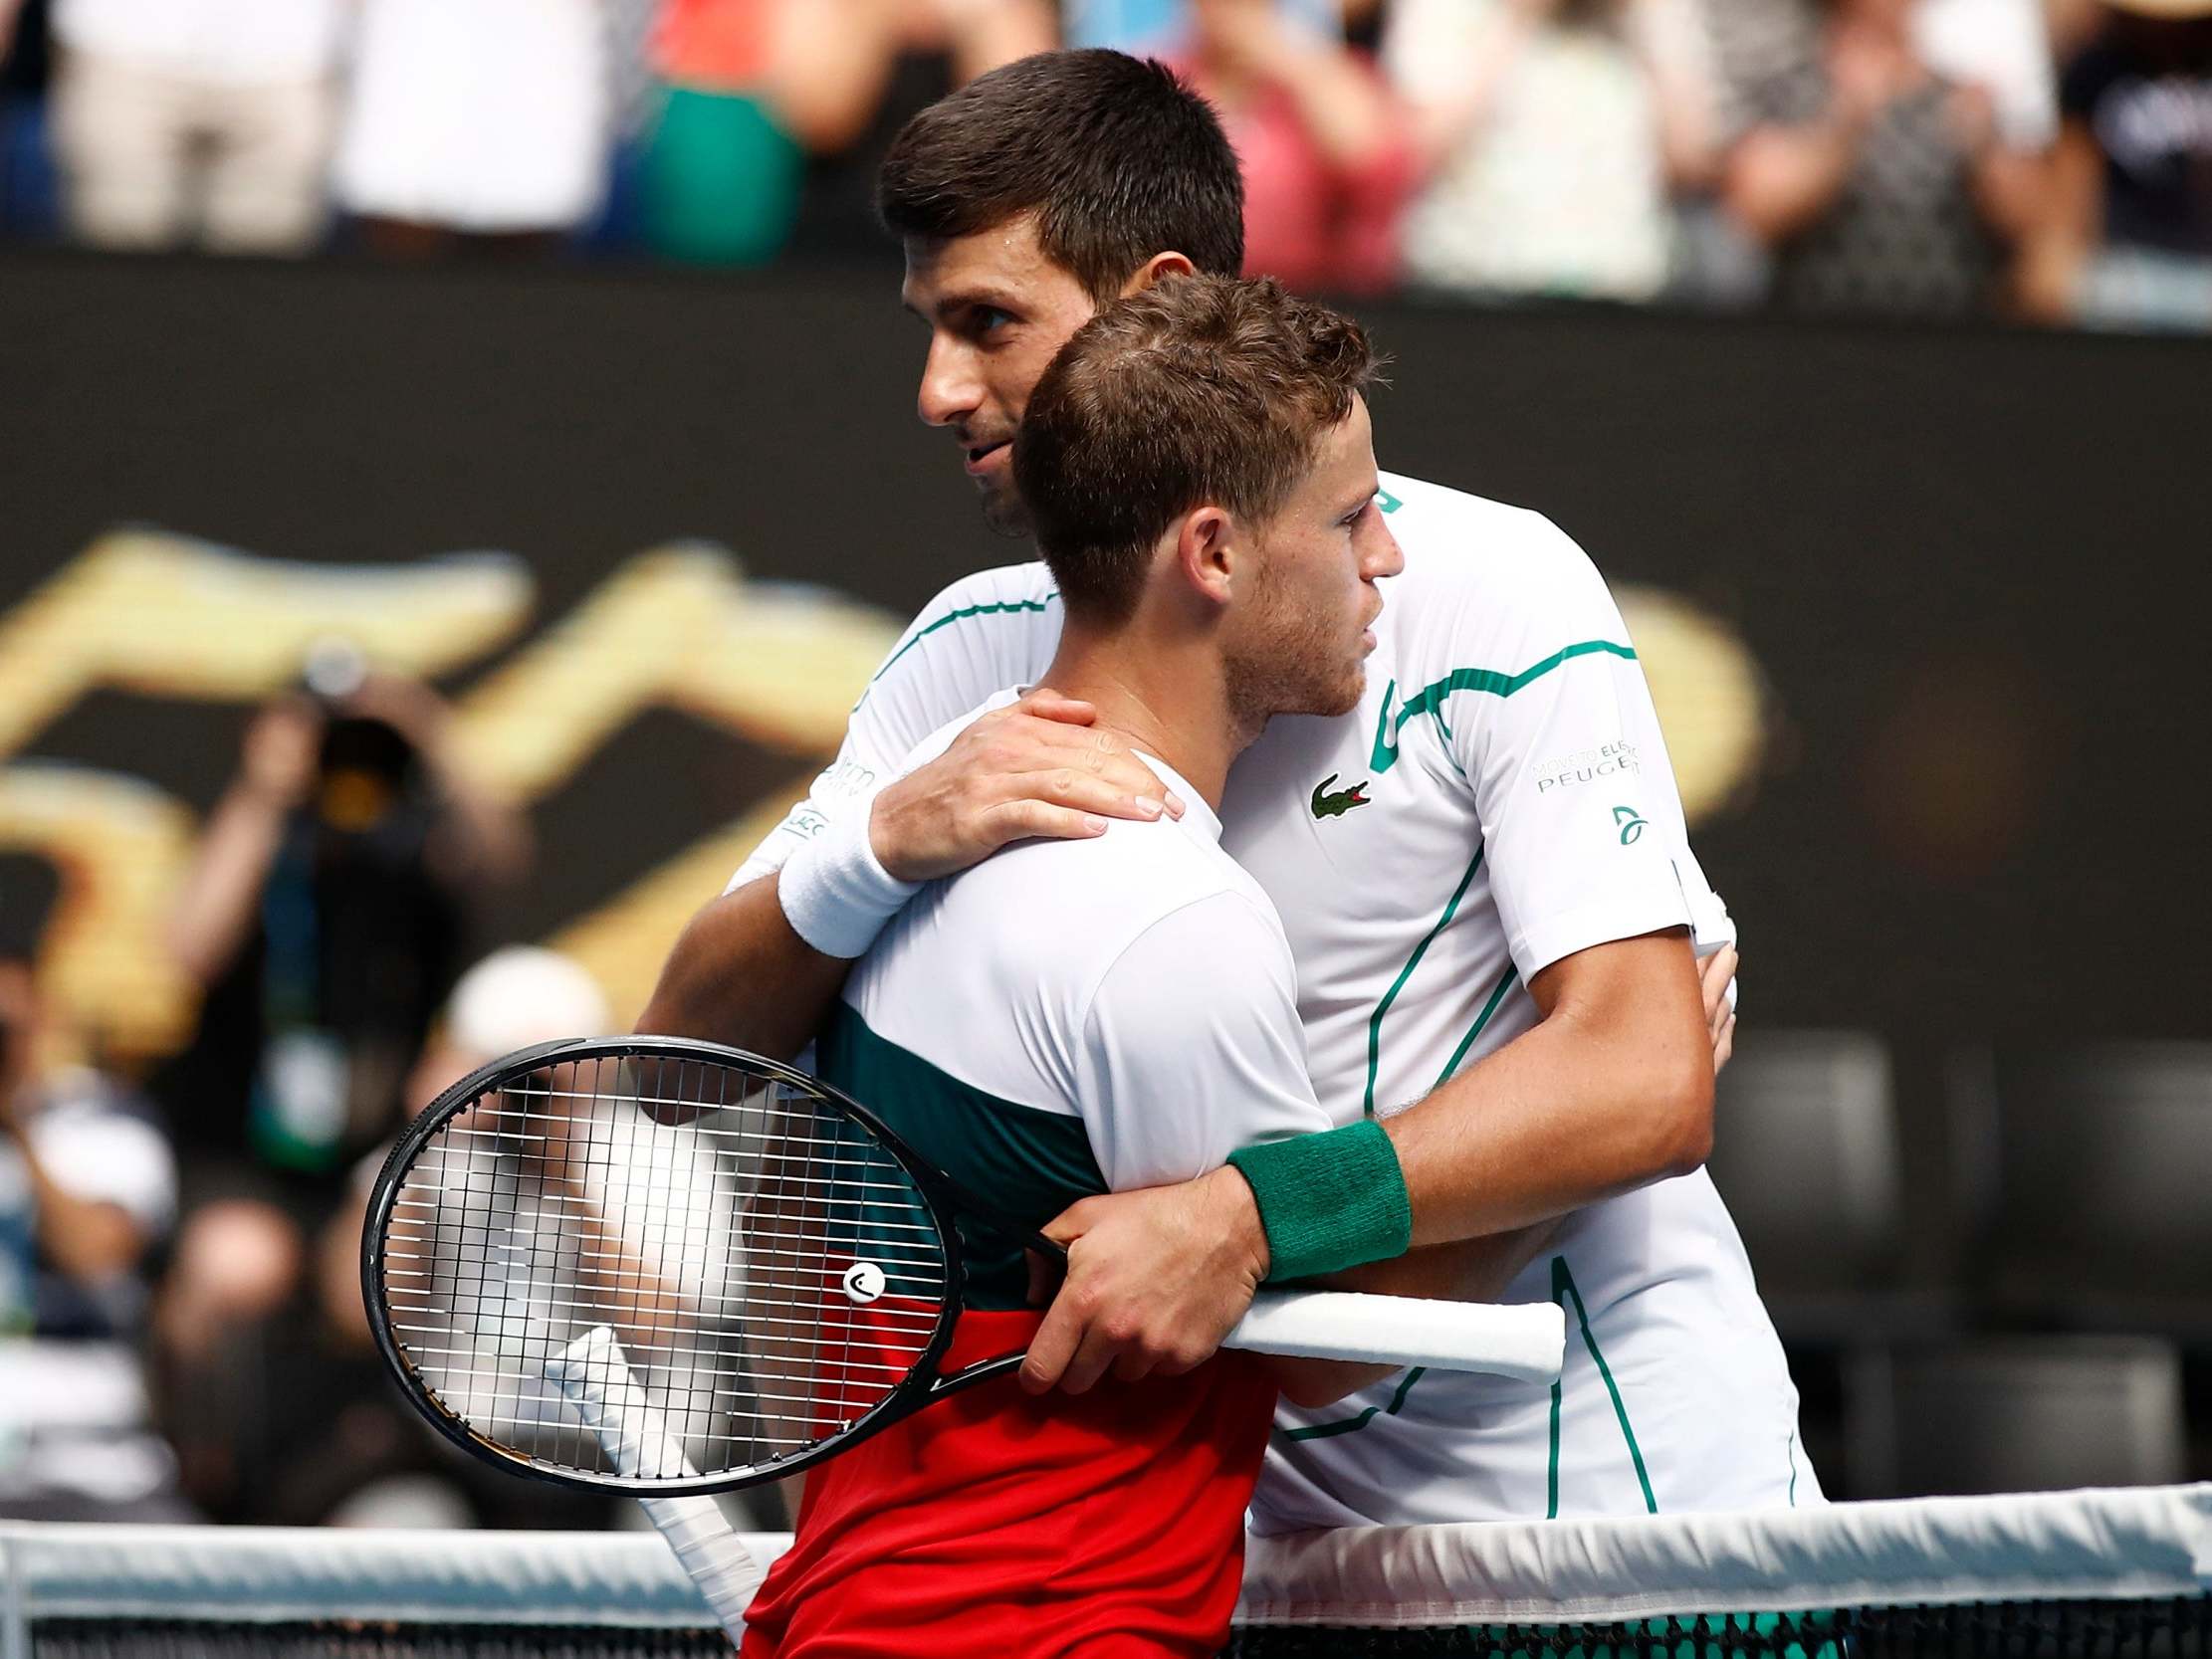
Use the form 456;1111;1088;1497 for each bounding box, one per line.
948;0;1056;84
1386;1026;1709;1248
1725;122;1861;244
2015;127;2101;321
167;785;290;982
1385;945;1712;1249
421;760;533;888
1271;45;1397;171
634;875;850;1060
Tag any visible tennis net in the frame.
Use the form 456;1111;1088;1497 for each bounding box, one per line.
5;1484;2207;1657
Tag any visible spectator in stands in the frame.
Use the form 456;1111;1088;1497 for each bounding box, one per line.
639;0;1049;266
1177;0;1417;294
333;0;611;257
266;947;617;1530
0;0;59;239
1719;0;2044;317
42;0;343;254
2023;0;2212;329
1384;0;1719;302
1065;0;1337;56
638;0;805;264
781;0;1054;263
152;656;527;1520
0;861;187;1521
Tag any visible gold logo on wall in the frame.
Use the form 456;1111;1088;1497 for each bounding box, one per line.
0;530;900;1064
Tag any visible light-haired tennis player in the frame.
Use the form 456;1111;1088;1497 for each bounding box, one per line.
642;49;1812;1528
742;276;1469;1659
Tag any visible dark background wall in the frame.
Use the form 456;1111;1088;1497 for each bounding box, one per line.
3;250;2204;1068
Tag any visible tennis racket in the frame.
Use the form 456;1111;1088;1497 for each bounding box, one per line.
362;1035;1564;1497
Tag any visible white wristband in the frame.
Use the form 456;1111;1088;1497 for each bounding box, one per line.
776;797;920;959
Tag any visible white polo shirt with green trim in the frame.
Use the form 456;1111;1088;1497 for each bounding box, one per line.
732;471;1818;1526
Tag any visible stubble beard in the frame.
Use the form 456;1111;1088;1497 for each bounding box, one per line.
1224;573;1367;740
978;475;1032;538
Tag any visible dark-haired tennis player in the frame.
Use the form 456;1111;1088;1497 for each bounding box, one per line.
741;276;1410;1658
643;50;1812;1531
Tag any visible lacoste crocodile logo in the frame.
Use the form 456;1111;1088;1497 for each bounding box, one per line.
1312;773;1372;819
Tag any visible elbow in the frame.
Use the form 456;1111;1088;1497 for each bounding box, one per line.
1652;1058;1714;1180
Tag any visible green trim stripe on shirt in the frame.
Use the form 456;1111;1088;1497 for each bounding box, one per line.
1362;847;1486;1116
1277;1362;1429;1442
1371;641;1639;772
1546;1255;1657;1520
854;593;1060;710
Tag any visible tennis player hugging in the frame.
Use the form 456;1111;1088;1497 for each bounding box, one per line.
739;276;1472;1657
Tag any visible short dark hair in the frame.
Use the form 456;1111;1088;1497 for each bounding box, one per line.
1014;275;1378;622
876;51;1244;300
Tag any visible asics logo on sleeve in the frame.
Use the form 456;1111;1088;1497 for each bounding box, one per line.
1311;773;1372;819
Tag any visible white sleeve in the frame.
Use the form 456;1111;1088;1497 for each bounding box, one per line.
726;566;1061;892
1448;519;1727;979
1071;893;1334;1192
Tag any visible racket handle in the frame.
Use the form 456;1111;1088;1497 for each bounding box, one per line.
1220;1291;1565;1384
545;1326;766;1645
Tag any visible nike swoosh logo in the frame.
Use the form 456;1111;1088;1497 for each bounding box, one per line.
1369;679;1403;774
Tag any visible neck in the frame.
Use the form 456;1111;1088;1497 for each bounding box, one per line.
1039;613;1255;811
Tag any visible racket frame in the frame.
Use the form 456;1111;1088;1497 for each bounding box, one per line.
361;1033;1055;1497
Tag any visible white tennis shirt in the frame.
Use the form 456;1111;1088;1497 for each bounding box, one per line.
733;472;1816;1524
832;707;1333;1267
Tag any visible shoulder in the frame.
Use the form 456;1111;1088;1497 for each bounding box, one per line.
1381;472;1591;581
899;688;1024;773
850;562;1060;735
874;562;1058;674
1379;471;1622;650
942;816;1287;1003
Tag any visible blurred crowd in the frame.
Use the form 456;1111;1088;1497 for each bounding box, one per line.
0;655;645;1530
0;0;2207;327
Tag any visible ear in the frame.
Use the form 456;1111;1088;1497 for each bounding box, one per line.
1174;507;1238;607
1123;251;1199;296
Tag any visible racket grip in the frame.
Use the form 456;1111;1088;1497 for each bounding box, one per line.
1220;1290;1566;1384
544;1326;766;1645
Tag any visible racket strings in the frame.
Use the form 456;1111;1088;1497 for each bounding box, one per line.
377;1052;947;1483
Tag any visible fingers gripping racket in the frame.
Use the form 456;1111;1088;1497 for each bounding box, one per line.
362;1035;1564;1501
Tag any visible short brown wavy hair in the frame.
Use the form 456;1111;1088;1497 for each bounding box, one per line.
1014;275;1380;623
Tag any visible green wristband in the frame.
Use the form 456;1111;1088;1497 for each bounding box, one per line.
1226;1119;1413;1283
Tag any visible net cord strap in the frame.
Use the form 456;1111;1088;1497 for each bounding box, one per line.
4;1485;2207;1632
1239;1482;2212;1626
543;1325;767;1642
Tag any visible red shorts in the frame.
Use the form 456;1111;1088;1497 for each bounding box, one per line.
739;1309;1276;1659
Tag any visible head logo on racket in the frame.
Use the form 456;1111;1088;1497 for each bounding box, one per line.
841;1261;887;1305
